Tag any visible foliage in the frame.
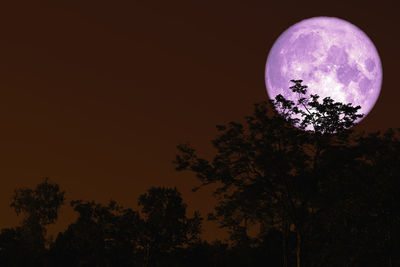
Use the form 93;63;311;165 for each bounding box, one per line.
138;187;202;266
11;178;65;228
0;81;399;266
174;80;382;267
0;178;65;266
275;79;364;134
50;200;141;266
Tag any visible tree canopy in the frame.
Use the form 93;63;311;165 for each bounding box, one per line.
0;81;399;266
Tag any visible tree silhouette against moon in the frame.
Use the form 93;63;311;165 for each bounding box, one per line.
265;17;382;128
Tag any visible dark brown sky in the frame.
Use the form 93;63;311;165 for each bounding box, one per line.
0;1;397;240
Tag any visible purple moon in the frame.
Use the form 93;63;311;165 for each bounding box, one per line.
265;17;382;128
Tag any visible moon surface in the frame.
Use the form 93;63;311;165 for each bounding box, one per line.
265;17;382;128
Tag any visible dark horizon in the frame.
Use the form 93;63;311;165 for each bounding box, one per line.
0;0;397;243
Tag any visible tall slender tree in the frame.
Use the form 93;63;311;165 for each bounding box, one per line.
0;178;65;266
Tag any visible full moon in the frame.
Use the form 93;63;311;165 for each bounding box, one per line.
265;17;382;128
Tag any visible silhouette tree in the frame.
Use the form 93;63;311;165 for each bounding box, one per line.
49;186;202;267
269;80;364;267
353;129;400;266
0;178;65;266
276;79;363;134
50;200;141;266
138;187;202;267
1;80;399;266
11;177;65;231
175;80;364;267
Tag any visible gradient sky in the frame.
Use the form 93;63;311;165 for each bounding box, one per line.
0;1;397;240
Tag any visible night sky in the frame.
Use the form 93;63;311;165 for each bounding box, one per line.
0;1;397;240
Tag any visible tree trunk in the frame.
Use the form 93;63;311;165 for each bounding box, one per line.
296;231;301;267
282;218;288;267
388;228;393;267
143;244;151;267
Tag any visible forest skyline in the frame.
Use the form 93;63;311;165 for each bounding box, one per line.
1;84;398;265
